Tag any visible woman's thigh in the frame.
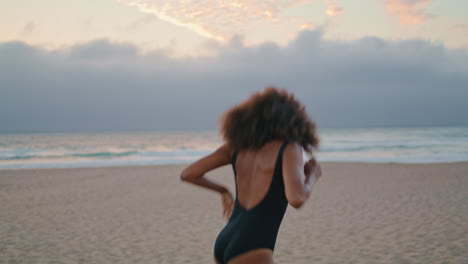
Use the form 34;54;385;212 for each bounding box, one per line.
227;248;274;264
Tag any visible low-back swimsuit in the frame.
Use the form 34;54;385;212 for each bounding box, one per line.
214;141;289;264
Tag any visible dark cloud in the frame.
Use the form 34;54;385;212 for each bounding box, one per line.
0;30;467;133
68;39;138;60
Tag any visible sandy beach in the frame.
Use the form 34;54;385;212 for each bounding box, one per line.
0;162;467;264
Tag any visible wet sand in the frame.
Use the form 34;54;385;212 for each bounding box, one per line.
1;162;467;263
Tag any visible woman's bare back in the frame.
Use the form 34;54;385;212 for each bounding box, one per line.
234;140;285;210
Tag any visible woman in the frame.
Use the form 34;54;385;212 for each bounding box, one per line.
180;87;322;264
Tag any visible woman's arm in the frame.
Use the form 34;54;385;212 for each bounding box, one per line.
180;143;232;194
282;142;322;209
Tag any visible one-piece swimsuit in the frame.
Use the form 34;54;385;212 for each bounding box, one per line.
214;141;289;264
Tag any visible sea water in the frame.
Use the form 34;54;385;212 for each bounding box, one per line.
0;126;467;169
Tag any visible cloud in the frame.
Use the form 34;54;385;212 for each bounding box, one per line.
449;20;468;35
67;39;139;61
119;0;314;41
125;14;157;31
325;0;344;17
21;21;35;36
1;30;467;133
384;0;435;25
299;22;314;30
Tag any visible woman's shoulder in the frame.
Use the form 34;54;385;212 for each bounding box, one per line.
257;140;301;163
281;141;304;167
265;139;301;150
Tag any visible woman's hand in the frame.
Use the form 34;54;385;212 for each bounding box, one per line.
221;191;234;220
304;157;322;181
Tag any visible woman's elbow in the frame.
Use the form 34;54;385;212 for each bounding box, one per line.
288;197;306;209
180;169;194;182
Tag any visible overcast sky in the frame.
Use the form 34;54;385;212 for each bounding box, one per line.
1;29;467;133
0;0;467;133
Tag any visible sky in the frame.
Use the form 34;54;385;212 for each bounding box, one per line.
1;0;467;132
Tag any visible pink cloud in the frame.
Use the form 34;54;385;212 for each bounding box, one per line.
449;20;468;31
120;0;314;41
384;0;435;25
325;0;344;17
449;20;468;38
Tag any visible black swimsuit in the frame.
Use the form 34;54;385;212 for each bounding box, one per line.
214;141;289;264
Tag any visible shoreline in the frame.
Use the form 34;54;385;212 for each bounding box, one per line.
1;160;468;172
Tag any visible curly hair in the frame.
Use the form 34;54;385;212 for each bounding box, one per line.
218;86;319;155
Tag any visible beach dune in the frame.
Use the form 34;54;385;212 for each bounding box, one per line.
1;162;467;263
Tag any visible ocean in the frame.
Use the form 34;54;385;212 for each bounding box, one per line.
0;126;467;169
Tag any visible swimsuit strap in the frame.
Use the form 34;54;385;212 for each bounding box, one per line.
264;140;289;201
275;140;290;174
278;140;289;162
231;149;239;197
231;149;239;174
